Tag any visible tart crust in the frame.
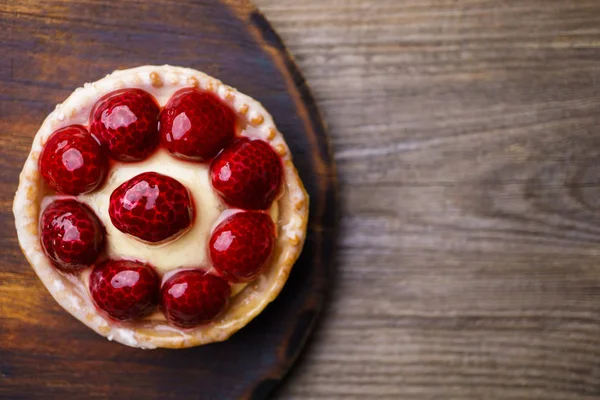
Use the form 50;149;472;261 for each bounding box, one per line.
13;65;309;349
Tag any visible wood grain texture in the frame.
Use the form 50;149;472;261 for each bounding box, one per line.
0;1;336;399
252;0;600;399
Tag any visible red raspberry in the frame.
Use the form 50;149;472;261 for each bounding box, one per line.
90;89;160;162
89;260;160;321
161;270;230;328
210;138;283;210
39;125;107;195
209;212;276;282
159;88;236;161
40;199;105;272
109;172;194;243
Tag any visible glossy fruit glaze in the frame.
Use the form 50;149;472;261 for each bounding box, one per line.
90;88;161;162
161;269;230;328
40;199;105;272
109;172;194;243
38;86;284;328
39;125;108;195
211;137;283;210
89;259;160;321
160;88;236;161
210;211;276;282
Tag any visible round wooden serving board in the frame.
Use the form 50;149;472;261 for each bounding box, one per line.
0;1;337;399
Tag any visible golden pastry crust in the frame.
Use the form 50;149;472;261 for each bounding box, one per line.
13;65;309;349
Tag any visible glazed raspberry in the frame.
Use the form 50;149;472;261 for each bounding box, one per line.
161;270;230;328
211;138;283;210
109;172;194;243
90;89;160;162
40;199;105;272
159;88;236;161
89;260;160;321
210;211;276;282
39;125;107;195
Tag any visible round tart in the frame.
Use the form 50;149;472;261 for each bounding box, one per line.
13;65;309;349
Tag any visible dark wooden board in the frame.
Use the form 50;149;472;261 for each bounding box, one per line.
0;1;337;399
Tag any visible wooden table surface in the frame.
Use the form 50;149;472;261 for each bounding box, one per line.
253;1;600;399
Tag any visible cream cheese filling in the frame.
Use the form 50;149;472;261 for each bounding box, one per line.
38;78;279;277
42;148;278;298
78;149;223;273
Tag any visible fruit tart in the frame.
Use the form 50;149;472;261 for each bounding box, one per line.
13;65;309;349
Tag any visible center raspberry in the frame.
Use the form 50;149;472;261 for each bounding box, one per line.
109;172;194;243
